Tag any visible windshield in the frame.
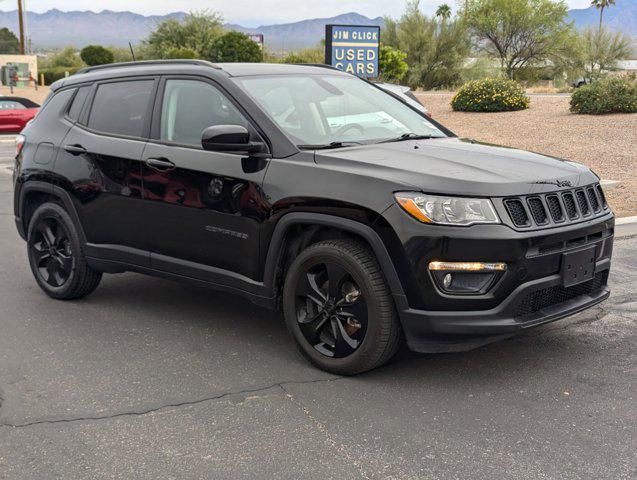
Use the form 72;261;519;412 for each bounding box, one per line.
234;74;446;146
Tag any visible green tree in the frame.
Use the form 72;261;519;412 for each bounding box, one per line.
108;46;135;63
80;45;115;66
591;0;615;30
143;11;224;59
48;47;84;68
0;27;19;54
465;0;575;79
388;1;470;89
164;47;198;59
378;45;409;82
578;27;631;80
436;4;452;22
207;31;263;62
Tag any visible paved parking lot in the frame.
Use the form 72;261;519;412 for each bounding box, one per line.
0;144;635;479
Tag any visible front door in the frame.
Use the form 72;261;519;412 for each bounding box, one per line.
141;77;270;282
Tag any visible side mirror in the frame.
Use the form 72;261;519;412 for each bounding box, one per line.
201;125;263;153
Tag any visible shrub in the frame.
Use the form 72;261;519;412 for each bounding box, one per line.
80;45;114;66
41;66;82;85
207;31;262;63
451;78;530;112
570;77;637;115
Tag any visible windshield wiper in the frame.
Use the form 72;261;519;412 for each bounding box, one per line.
298;141;362;150
377;133;441;144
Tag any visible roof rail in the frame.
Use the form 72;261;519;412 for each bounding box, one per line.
293;63;341;71
77;59;221;75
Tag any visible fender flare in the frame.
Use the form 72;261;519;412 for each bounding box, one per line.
262;212;409;309
18;181;87;244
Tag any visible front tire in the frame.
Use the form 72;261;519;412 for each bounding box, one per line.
283;239;401;375
27;202;102;300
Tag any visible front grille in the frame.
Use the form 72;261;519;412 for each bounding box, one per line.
596;185;608;209
527;197;548;225
504;183;608;229
587;187;600;212
576;190;590;216
514;270;608;320
504;199;529;227
546;195;564;222
562;192;579;219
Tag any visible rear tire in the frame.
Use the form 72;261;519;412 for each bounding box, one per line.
283;239;401;375
27;202;102;300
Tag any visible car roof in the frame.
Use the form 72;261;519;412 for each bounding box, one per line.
54;60;348;90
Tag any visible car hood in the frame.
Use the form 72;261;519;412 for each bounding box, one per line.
315;137;598;197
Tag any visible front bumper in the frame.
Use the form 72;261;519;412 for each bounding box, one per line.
381;206;614;353
399;259;610;353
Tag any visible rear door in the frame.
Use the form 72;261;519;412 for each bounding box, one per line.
54;78;157;264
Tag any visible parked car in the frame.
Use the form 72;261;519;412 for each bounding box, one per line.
0;96;39;133
13;61;613;374
572;77;592;88
376;82;431;116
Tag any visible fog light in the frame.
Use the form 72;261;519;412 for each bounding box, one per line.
429;261;506;295
428;261;506;272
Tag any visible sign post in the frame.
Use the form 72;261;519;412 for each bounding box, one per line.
325;25;380;78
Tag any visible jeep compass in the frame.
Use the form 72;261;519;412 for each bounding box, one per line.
13;61;614;374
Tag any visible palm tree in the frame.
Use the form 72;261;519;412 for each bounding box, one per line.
436;4;452;23
591;0;616;31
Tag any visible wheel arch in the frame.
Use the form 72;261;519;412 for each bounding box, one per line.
18;181;87;244
262;212;409;311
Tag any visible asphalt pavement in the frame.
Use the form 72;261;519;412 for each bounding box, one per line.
0;143;635;479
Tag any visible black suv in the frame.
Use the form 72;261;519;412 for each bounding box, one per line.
13;61;614;374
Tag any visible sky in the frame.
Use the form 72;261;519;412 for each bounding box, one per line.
2;1;596;27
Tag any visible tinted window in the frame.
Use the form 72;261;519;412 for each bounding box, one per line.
0;101;26;110
160;79;248;147
88;80;153;137
67;85;91;122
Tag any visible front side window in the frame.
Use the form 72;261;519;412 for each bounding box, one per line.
160;79;248;147
235;74;445;146
88;80;154;137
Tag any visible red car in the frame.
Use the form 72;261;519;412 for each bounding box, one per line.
0;96;39;133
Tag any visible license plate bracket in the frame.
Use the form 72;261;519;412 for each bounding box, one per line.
562;246;596;287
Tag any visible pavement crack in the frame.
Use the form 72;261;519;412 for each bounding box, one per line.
0;376;340;429
280;383;372;480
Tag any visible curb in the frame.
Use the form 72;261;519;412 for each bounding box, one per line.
616;216;637;239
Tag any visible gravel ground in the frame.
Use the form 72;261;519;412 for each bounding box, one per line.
416;93;637;217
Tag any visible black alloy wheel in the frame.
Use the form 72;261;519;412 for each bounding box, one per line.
27;202;102;300
295;261;368;358
283;239;401;375
29;216;73;288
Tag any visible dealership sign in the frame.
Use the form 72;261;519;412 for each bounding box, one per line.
325;25;380;78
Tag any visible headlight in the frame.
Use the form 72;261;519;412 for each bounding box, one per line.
394;193;500;226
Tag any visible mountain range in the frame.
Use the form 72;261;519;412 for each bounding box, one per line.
0;3;634;51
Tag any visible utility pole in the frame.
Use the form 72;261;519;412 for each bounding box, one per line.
17;0;25;54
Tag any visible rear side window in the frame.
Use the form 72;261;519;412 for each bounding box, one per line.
88;80;154;137
67;86;91;122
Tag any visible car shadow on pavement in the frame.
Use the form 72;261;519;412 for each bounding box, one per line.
86;271;619;387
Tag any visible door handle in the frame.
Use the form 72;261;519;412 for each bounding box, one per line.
145;157;176;171
64;144;87;156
